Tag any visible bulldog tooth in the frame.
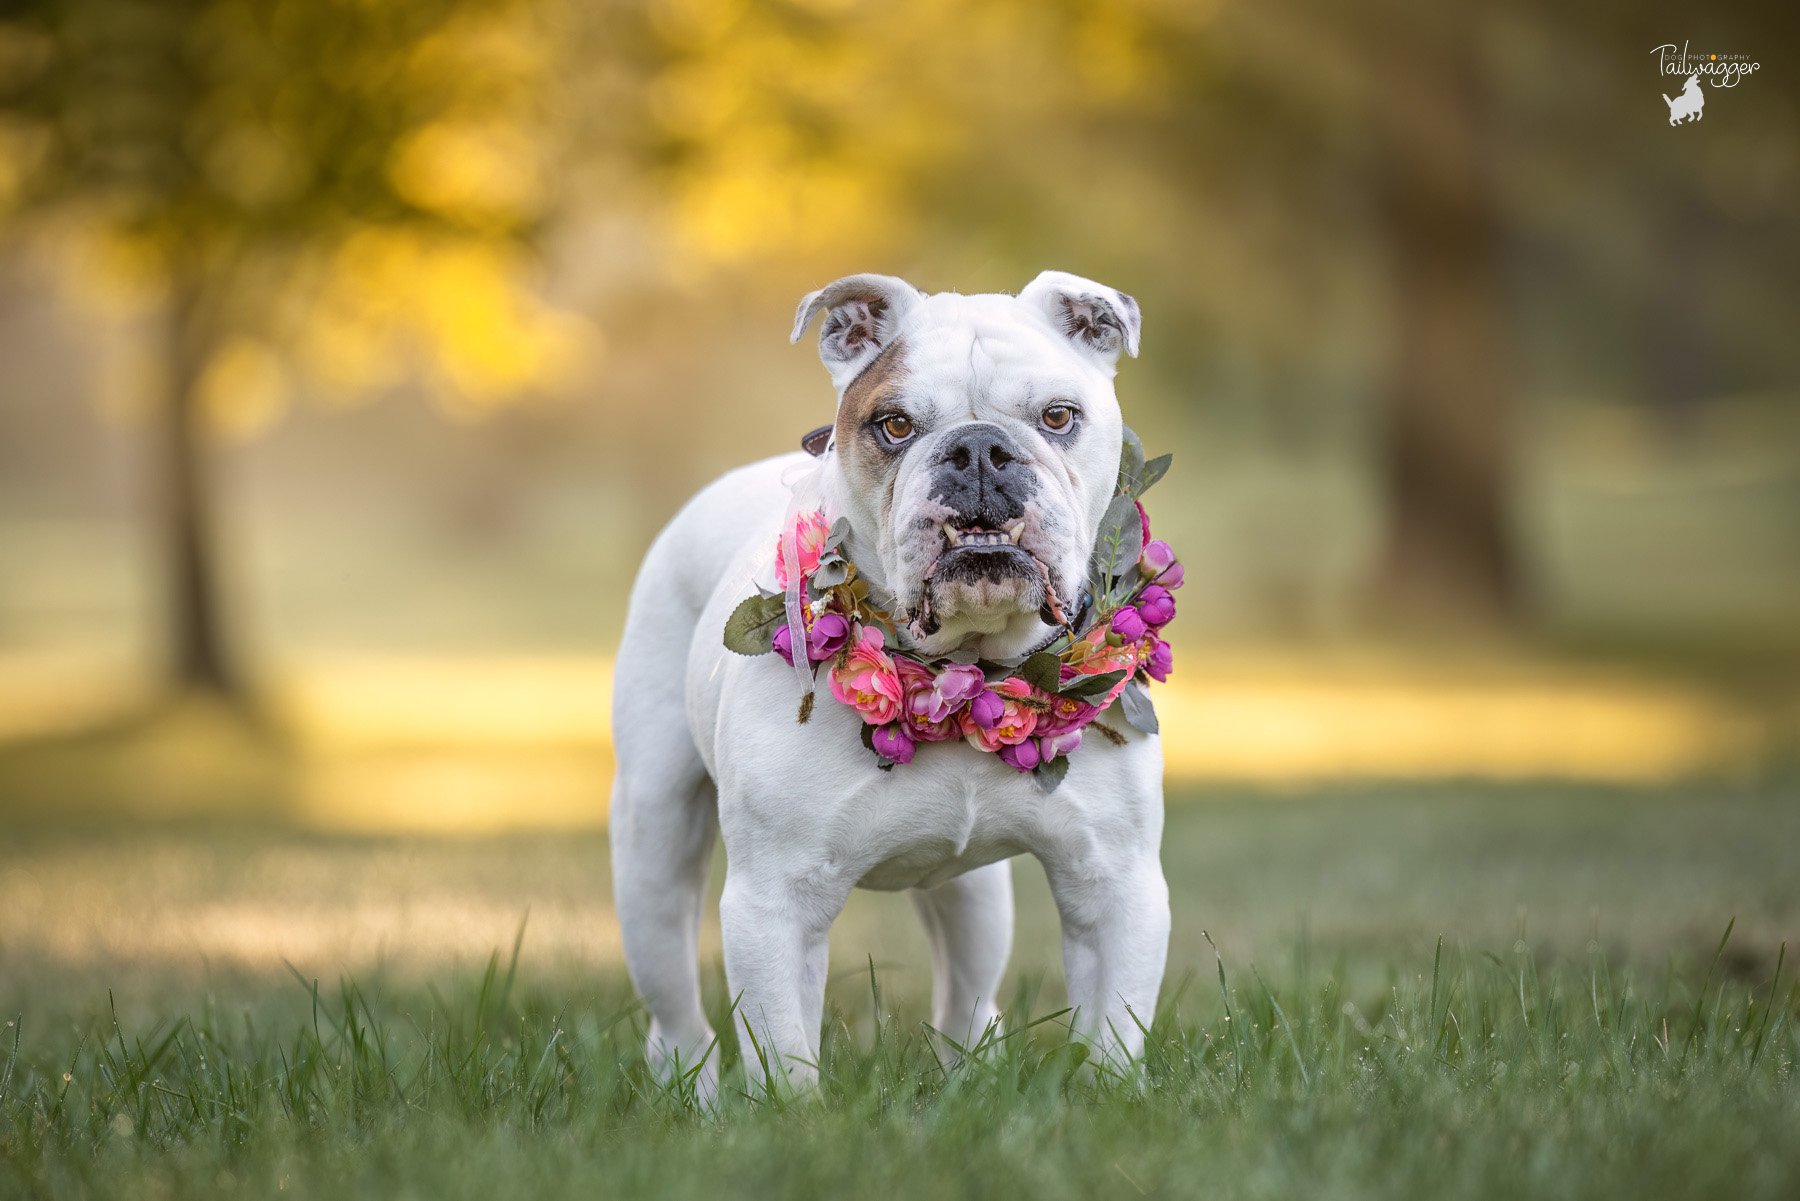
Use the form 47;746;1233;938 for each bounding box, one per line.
1005;520;1025;544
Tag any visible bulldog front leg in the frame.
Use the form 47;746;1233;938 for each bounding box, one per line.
719;859;853;1094
1040;841;1170;1068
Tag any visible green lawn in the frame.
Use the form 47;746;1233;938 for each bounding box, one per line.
2;780;1797;1200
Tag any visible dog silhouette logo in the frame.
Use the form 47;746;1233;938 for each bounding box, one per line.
1663;73;1705;124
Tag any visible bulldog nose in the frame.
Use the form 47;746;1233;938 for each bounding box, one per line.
932;422;1038;527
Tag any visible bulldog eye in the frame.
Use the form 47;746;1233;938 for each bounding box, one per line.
878;413;915;444
1041;403;1077;433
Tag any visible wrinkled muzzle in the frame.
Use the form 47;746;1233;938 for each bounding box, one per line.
884;422;1086;642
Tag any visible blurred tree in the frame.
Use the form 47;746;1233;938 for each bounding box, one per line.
0;0;588;704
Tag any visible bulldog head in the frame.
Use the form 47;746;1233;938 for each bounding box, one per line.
792;270;1141;660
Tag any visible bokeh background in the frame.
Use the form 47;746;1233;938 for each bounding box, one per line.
0;0;1796;1005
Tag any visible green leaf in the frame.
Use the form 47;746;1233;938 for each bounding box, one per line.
1133;453;1172;498
1033;753;1069;793
1089;494;1143;583
812;559;849;587
722;593;788;655
1119;680;1159;734
1018;652;1063;694
821;516;851;555
1116;425;1146;495
1062;668;1126;702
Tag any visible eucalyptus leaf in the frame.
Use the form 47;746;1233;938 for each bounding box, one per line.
812;560;849;587
948;644;982;665
1018;652;1064;694
722;593;788;655
821;516;851;555
1062;668;1126;701
1118;424;1146;485
1107;562;1143;607
1119;679;1159;735
1089;494;1144;583
1033;753;1069;794
1135;453;1172;497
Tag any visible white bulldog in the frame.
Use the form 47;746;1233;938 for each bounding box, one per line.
610;271;1169;1095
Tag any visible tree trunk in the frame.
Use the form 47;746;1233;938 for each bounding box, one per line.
159;276;242;700
1373;5;1517;616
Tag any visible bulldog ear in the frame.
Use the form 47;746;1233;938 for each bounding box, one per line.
790;273;923;391
1019;270;1141;364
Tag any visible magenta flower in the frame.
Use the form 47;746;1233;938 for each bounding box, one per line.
806;612;851;661
1158;562;1185;589
1146;637;1173;682
961;679;1038;751
1141;539;1177;578
1035;693;1098;737
924;663;987;722
871;722;916;765
1136;585;1176;630
997;738;1041;772
1110;605;1147;642
1136;500;1151;548
1039;728;1083;762
967;688;1007;731
772;624;795;666
897;659;961;742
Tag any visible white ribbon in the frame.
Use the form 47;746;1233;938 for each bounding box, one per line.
778;458;827;701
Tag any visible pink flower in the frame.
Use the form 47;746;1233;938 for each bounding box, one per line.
897;659;962;742
1136;500;1151;548
1146;637;1173;682
871;722;916;765
961;678;1038;751
923;663;987;722
773;511;832;588
828;625;903;724
773;624;795;666
1035;693;1098;738
998;739;1041;772
1158;562;1185;589
1039;728;1083;762
806;612;851;661
1141;539;1177;578
1110;606;1147;642
1136;585;1175;630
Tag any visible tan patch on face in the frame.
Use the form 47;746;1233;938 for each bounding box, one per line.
834;337;911;494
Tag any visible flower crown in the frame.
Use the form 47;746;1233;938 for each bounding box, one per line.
723;427;1180;792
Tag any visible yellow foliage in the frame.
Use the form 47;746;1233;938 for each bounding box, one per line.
390;120;544;230
301;227;594;414
198;337;290;441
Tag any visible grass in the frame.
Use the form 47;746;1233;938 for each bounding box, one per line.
1;781;1797;1199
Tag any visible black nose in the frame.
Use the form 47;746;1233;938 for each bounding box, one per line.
931;422;1038;528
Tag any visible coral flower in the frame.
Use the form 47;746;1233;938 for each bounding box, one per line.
897;659;962;742
773;511;832;588
828;625;903;724
960;678;1038;751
